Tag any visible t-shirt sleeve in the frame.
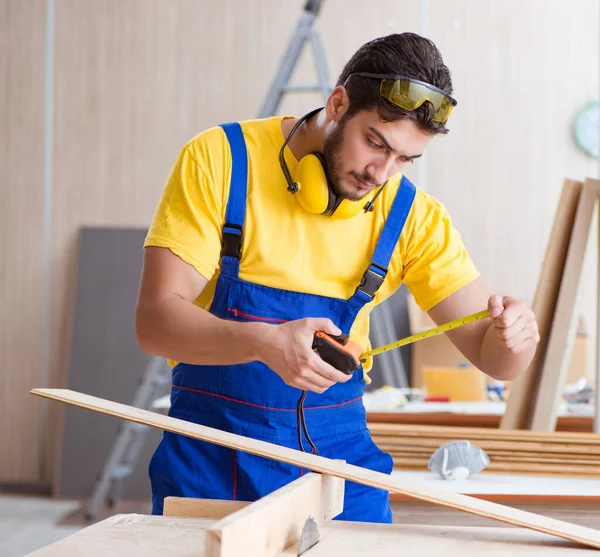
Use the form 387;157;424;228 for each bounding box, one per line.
144;143;225;281
401;195;480;313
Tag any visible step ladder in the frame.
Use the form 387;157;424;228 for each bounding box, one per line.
258;0;332;117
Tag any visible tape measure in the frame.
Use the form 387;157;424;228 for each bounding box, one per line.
312;309;491;375
359;308;490;361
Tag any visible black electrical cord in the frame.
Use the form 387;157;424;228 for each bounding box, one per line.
296;391;319;455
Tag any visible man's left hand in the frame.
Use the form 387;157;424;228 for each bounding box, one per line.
488;295;540;354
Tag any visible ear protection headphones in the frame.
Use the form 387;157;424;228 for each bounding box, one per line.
278;107;386;219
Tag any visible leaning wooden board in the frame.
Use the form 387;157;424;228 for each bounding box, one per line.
28;513;594;556
531;179;600;431
30;388;600;550
501;179;583;430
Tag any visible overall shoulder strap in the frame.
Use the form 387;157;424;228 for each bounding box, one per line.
349;175;417;308
219;122;248;277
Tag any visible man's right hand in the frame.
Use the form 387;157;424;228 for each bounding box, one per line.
257;318;354;394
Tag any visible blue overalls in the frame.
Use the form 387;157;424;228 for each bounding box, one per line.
148;121;416;523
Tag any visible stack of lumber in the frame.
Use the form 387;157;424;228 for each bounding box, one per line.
369;422;600;477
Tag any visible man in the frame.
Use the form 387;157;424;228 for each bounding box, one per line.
135;32;539;523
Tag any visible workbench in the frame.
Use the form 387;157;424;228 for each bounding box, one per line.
28;512;592;556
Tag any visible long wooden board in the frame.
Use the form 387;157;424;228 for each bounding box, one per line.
531;179;600;431
501;179;583;430
29;388;600;550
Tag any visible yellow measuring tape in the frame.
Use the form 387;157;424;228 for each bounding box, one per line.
359;309;490;362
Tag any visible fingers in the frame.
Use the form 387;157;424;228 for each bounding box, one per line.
295;376;332;394
293;356;351;393
502;328;540;354
489;296;539;353
273;317;355;393
494;313;528;340
492;297;532;329
309;353;353;384
307;318;342;337
487;294;505;319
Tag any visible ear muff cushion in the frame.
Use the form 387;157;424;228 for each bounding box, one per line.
330;197;365;219
310;152;369;219
293;153;331;214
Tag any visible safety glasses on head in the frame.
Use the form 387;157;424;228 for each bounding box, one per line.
344;72;457;124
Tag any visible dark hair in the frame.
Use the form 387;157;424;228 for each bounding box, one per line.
336;33;454;135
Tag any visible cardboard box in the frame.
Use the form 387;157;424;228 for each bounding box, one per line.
422;365;488;402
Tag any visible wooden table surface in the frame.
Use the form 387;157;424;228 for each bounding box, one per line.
28;513;596;556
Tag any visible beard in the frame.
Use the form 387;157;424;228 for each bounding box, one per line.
322;117;377;202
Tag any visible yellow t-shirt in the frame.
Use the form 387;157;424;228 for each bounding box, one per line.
144;116;480;380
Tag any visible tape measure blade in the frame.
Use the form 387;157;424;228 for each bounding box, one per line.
360;309;489;360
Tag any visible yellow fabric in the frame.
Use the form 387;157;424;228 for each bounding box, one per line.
144;116;480;381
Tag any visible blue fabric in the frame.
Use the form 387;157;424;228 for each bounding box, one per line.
149;123;417;524
220;122;248;278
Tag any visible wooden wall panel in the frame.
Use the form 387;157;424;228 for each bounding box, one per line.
3;0;598;489
425;0;599;379
0;0;46;483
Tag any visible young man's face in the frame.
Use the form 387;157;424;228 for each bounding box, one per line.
323;108;433;201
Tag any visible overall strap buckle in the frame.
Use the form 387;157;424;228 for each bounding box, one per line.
356;262;387;298
222;223;243;258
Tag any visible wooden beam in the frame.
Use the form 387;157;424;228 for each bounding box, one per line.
163;497;250;519
204;473;343;557
29;388;600;550
501;179;583;429
530;179;600;431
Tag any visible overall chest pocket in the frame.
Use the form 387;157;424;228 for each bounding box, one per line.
225;276;346;325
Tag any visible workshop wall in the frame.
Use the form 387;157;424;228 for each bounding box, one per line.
1;0;598;489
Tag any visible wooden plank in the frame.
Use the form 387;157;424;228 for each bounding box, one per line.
26;513;592;556
372;437;600;455
205;473;344;557
531;179;600;431
163;497;249;519
389;457;600;477
501;180;583;430
377;447;600;464
29;388;600;550
367;422;600;443
367;411;595;432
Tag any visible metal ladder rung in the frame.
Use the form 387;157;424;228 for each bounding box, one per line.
110;465;134;480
